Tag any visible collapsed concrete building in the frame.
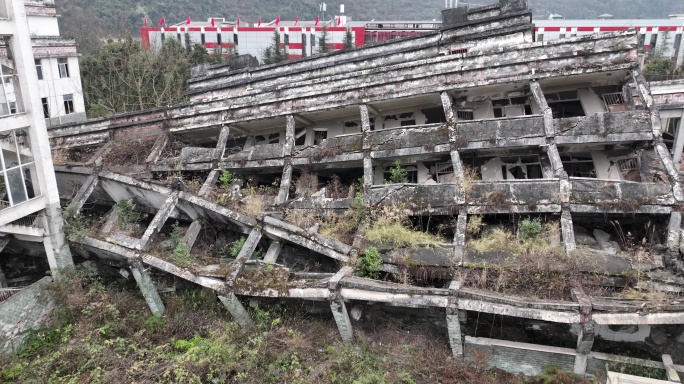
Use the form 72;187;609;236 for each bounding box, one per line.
2;0;684;380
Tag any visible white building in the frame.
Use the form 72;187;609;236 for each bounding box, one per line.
1;0;85;127
0;0;73;281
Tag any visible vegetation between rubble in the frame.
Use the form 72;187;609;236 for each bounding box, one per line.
0;268;592;384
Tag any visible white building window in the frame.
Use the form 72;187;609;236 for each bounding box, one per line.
42;97;50;118
63;94;74;114
35;59;43;80
58;58;70;78
0;129;37;210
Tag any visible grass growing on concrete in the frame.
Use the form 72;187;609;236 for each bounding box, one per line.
467;220;564;263
1;267;591;384
366;206;445;248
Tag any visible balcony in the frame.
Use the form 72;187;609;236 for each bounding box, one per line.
570;178;674;214
220;143;285;169
554;111;653;145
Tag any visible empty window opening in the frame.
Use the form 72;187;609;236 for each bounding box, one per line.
492;96;532;118
450;47;468;55
314;129;328;144
666;117;681;136
561;154;596;178
63;94;74;114
545;91;585;118
217;33;222;45
422;106;447;124
58;58;70;78
537;34;544;42
41;97;49;118
201;33;206;45
294;128;307;146
500;156;543;180
233;34;239;45
400;119;416;126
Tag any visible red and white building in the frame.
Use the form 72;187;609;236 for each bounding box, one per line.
141;15;684;66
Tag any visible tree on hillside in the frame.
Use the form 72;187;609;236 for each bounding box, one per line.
80;36;214;118
262;31;289;64
318;27;330;53
343;28;354;49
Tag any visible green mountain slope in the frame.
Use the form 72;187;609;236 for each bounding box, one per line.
57;0;684;44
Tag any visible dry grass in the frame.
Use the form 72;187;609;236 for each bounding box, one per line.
366;206;445;248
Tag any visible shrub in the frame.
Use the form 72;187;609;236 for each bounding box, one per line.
519;217;542;240
114;199;140;231
230;237;246;258
388;161;408;184
171;221;192;267
294;172;319;197
219;169;235;187
358;247;383;279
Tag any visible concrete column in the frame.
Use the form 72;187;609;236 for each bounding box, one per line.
276;116;296;205
447;280;463;357
145;134;169;163
453;209;467;260
139;192;180;251
69;175;99;213
530;81;555;138
667;212;682;254
44;203;74;271
662;354;681;383
100;209;119;236
440;91;456;122
560;210;576;255
198;169;220;197
330;298;354;342
215;126;231;160
571;287;594;375
546;143;567;179
328;266;354;341
130;260;165;317
226;228;263;285
262;240;283;264
182;220;202;250
360;105;373;204
219;293;253;328
654;141;684;202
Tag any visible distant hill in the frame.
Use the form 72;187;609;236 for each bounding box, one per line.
57;0;684;51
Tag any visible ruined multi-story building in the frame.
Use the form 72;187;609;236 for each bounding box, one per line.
2;0;684;380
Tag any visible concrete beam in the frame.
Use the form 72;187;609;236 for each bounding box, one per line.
69;175;99;213
198;169;220;197
663;354;681;383
130;260;165;317
275;116;296;205
529;81;555;138
182;220;202;250
294;115;314;127
454;210;467;260
330;297;354;342
561;210;576;254
447;280;463;358
226;228;263;285
262;240;283;264
219;293;253;328
214;126;231;159
667;212;682;254
100;209;119;236
145;134;169;164
139;192;180;252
